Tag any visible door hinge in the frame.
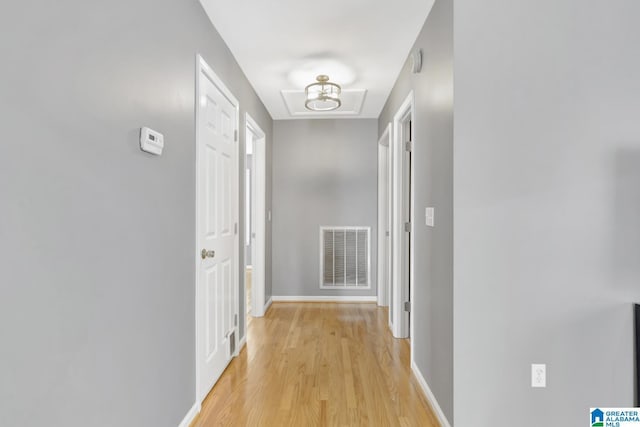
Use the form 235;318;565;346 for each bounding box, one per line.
234;129;238;142
405;141;412;152
234;314;238;327
404;301;411;312
385;231;390;237
234;222;238;235
404;222;411;232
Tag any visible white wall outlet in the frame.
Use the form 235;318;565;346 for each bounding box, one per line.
425;207;435;227
531;364;546;388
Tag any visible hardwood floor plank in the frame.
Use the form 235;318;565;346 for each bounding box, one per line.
191;302;440;427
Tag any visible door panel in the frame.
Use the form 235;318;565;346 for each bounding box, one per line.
205;265;218;360
220;153;232;235
205;146;217;237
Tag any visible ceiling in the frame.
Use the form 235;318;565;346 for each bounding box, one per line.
199;0;435;120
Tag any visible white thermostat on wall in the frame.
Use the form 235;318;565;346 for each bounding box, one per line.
140;127;164;155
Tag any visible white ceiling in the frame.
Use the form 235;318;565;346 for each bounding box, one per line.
199;0;435;120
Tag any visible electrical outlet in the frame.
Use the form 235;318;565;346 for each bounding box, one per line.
531;364;546;388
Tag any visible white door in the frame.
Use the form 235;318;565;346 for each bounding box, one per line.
196;58;239;403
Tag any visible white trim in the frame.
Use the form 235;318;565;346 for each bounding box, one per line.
408;98;416;367
411;361;452;427
272;295;377;303
177;401;201;427
264;296;273;313
244;113;267;319
195;54;241;404
377;124;392;307
238;335;247;353
391;92;414;341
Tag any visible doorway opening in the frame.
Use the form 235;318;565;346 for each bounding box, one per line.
377;124;392;313
391;92;414;345
244;114;266;322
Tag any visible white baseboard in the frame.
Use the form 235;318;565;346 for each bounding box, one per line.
264;296;273;313
411;361;451;427
237;334;247;354
271;295;377;303
178;401;200;427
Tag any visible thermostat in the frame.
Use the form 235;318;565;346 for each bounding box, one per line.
140;127;164;155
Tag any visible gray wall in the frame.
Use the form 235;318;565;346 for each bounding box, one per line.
272;120;378;297
0;1;272;426
454;0;640;426
378;0;453;422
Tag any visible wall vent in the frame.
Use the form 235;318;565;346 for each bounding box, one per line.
320;227;370;289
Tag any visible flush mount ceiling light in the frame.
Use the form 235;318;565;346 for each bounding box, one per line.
305;75;341;111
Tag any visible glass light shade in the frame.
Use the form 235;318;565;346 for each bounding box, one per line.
305;75;341;111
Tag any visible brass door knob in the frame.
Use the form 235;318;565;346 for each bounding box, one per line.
201;249;215;259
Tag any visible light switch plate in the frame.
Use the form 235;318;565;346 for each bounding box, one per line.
531;364;546;388
425;207;435;227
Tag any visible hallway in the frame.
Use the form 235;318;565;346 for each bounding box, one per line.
192;303;439;426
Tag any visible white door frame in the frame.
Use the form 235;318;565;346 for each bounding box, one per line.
244;113;266;317
391;92;414;340
377;124;392;307
194;54;240;404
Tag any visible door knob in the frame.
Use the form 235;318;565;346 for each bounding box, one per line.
201;249;215;259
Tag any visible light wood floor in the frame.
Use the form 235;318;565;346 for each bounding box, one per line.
192;302;439;427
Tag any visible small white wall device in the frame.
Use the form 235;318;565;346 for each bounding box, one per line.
140;127;164;155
